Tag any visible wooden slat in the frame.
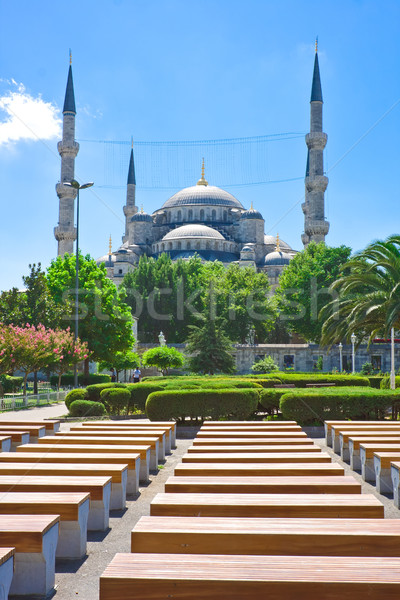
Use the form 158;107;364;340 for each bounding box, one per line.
203;421;299;426
0;475;111;500
0;547;15;566
196;431;307;439
0;514;60;553
18;444;148;461
199;425;302;432
150;493;384;518
39;436;158;450
0;425;45;436
0;492;89;521
187;445;319;453
0;462;128;483
1;451;140;470
181;452;331;464
360;444;400;459
56;430;165;443
0;431;28;442
349;436;400;450
340;430;400;443
175;463;345;477
192;437;313;446
0;420;59;433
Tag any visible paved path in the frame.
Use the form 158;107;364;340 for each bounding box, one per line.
0;402;67;421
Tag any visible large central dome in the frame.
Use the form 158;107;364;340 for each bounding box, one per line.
162;184;243;210
162;224;225;241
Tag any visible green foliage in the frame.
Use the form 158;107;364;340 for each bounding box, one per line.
0;375;23;395
98;350;140;378
271;373;370;387
368;376;385;389
246;377;282;388
49;372;111;387
46;253;135;364
69;399;107;417
361;362;375;375
251;355;279;374
316;356;324;371
65;388;88;410
100;387;131;415
276;242;352;342
259;388;287;414
380;375;400;389
145;389;259;422
142;346;185;375
280;387;400;424
85;382;126;402
125;383;165;411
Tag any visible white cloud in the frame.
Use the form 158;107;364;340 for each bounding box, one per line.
0;81;61;146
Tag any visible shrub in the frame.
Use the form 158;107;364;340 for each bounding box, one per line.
368;376;385;389
50;372;111;387
100;387;131;415
380;375;400;389
251;355;279;374
0;375;23;396
126;383;165;411
246;378;282;388
258;389;288;415
280;387;400;425
145;389;259;422
65;388;87;410
142;346;185;375
85;382;126;402
361;362;375;375
69;399;107;417
274;374;370;387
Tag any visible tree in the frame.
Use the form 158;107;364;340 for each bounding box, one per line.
98;350;141;382
141;346;185;375
276;242;352;342
251;355;279;374
47;328;90;389
47;253;135;377
320;235;400;346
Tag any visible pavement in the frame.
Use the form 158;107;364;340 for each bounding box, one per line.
0;401;68;421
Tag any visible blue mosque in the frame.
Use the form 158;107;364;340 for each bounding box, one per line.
55;45;329;286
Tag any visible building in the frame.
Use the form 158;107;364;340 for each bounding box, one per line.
55;44;329;286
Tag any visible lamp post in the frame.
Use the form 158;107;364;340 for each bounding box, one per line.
338;342;343;372
64;179;94;387
390;327;396;390
351;333;356;374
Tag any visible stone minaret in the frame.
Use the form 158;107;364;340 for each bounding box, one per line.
122;142;138;243
302;41;329;246
54;56;79;255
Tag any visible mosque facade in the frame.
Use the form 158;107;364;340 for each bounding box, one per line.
54;46;329;286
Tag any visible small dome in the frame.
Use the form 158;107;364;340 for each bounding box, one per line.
264;234;291;250
131;212;153;223
241;208;263;220
264;250;291;266
97;253;116;267
241;245;254;252
162;224;225;241
162;185;243;209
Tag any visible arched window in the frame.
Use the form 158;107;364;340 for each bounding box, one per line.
188;209;193;221
161;243;165;251
211;209;216;221
177;241;182;250
196;241;201;250
214;241;218;250
200;209;205;221
187;241;191;249
177;210;182;222
223;211;227;221
223;242;227;251
168;242;173;250
206;241;211;250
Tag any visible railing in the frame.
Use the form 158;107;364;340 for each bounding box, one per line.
0;390;67;412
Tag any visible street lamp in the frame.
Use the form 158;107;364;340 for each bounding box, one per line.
64;179;94;387
350;333;356;374
338;342;343;372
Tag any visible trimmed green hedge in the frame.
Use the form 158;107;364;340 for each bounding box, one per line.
85;382;126;402
380;376;400;389
258;388;288;414
100;388;131;415
274;374;370;387
368;376;385;389
50;373;111;387
65;388;87;410
125;383;165;411
280;387;400;424
145;389;259;422
0;375;23;395
69;399;107;417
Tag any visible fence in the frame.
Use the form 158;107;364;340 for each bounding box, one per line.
0;390;68;412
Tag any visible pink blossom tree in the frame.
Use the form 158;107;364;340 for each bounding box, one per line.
48;328;89;389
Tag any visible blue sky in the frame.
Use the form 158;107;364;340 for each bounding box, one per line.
1;0;400;290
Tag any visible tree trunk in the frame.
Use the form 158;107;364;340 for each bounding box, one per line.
84;358;90;385
23;373;28;397
33;371;38;395
58;373;62;390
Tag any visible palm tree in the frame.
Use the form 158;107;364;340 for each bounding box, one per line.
320;235;400;346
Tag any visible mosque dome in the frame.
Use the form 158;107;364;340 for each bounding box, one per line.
162;185;243;210
162;224;225;241
240;208;263;220
264;250;291;266
264;234;291;250
241;245;254;252
97;253;116;267
131;212;153;223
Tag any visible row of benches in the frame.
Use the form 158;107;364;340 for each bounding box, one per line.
0;417;177;597
99;419;400;599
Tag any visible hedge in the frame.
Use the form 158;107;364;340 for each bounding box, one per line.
0;375;23;395
69;399;107;417
125;383;165;411
368;376;385;389
100;388;131;415
65;388;87;410
258;388;288;414
273;374;370;387
145;389;259;422
280;387;400;425
85;382;126;402
380;376;400;389
50;373;111;387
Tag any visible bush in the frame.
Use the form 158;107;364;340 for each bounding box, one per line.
361;362;375;375
246;378;282;388
69;399;107;417
145;389;259;422
0;375;23;396
125;383;165;411
50;372;111;388
280;387;400;425
258;388;288;415
380;375;400;389
251;355;279;374
368;376;385;389
273;374;370;387
100;387;131;415
85;382;126;402
65;388;87;410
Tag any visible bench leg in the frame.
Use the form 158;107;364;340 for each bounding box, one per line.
165;433;171;454
126;465;140;495
1;439;11;452
88;482;111;531
139;457;150;484
158;438;166;461
350;448;362;471
362;457;376;482
340;440;350;462
56;498;89;559
10;523;58;596
392;467;400;508
110;471;127;510
149;444;159;471
0;555;14;599
375;466;393;495
333;435;340;453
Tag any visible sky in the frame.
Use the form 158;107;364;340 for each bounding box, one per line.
1;0;400;291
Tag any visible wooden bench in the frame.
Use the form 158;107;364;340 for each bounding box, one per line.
0;547;14;599
164;475;361;494
196;431;308;440
0;424;46;442
84;420;177;447
78;423;174;453
372;453;400;496
150;492;384;518
0;491;90;559
203;420;299;426
131;515;400;556
0;461;128;509
0;436;12;453
331;424;400;453
0;430;29;449
348;436;400;470
273;383;296;388
193;437;314;447
0;419;60;434
181;452;331;464
64;429;167;460
175;462;345;477
0;475;112;531
100;552;400;600
4;451;140;494
325;420;394;446
359;443;400;483
199;424;302;432
0;514;59;597
306;382;336;387
16;444;146;485
390;461;400;508
44;435;159;471
187;444;320;454
339;429;400;461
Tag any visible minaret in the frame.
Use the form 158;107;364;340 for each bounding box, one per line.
122;139;138;243
54;52;80;255
302;39;329;246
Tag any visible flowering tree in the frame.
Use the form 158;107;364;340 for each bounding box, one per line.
48;328;90;389
0;325;13;375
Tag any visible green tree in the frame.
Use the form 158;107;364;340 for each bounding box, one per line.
276;242;351;342
47;253;135;378
98;350;141;382
320;235;400;346
141;345;185;375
